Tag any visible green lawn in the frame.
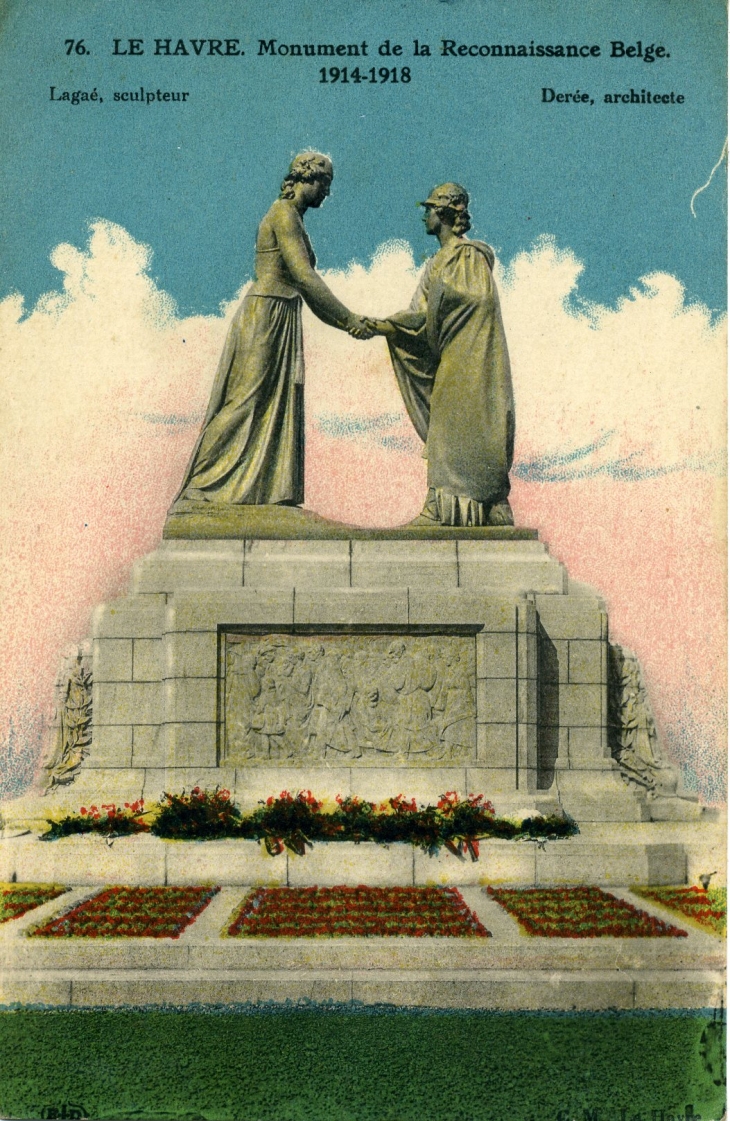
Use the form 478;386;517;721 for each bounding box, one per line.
0;1007;724;1121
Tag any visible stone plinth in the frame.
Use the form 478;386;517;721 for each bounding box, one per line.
0;833;689;888
2;529;702;852
0;521;717;1016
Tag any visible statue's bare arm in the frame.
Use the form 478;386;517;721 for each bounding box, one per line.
272;203;355;330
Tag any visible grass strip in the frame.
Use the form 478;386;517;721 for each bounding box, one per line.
0;1008;723;1121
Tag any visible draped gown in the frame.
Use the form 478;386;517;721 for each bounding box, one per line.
175;201;350;506
385;239;515;526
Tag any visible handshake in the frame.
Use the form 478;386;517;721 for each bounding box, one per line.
345;316;395;341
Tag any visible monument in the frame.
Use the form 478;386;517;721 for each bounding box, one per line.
0;159;723;1020
2;165;709;891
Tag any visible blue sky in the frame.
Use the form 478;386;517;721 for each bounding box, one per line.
0;0;726;316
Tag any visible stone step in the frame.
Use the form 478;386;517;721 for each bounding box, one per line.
0;835;690;887
0;967;722;1012
3;934;721;975
1;882;721;1010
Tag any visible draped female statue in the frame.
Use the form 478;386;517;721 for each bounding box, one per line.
365;183;515;527
175;152;370;508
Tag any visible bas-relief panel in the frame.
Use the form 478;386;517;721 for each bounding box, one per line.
223;633;476;767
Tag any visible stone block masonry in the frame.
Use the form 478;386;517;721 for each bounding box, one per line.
2;533;700;840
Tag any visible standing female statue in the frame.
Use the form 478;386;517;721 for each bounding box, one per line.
175;152;370;507
365;183;515;526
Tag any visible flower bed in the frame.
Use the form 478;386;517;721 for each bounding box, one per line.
42;799;150;839
0;883;67;923
228;885;491;938
42;787;577;857
633;886;727;935
28;886;219;939
487;886;688;938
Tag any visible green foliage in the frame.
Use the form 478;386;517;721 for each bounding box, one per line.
249;790;334;855
44;788;578;855
247;790;576;857
634;885;727;936
150;787;246;840
489;886;688;938
0;1008;724;1121
0;884;67;922
29;886;219;939
42;800;149;841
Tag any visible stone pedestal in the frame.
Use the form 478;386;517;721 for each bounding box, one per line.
0;516;720;1021
2;527;701;843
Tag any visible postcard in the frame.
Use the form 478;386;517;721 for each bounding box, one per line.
0;0;726;1118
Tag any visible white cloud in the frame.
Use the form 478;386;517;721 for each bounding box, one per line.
301;233;726;480
3;222;722;516
496;236;725;478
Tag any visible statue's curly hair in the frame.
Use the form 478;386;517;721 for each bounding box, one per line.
435;204;471;235
280;151;333;199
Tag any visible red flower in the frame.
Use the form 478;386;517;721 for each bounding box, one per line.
468;793;495;814
389;793;418;814
227;886;490;939
296;789;322;811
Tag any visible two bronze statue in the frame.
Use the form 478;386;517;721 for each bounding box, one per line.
175;151;515;527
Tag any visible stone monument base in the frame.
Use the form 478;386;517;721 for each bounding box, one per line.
163;501;542;541
2;530;707;852
0;524;708;842
0;527;721;1011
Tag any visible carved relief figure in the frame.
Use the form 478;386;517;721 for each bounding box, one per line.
609;646;680;797
433;649;475;751
383;640;439;757
305;645;360;759
43;654;93;790
224;634;476;766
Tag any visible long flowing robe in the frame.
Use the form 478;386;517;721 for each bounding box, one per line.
386;239;515;525
177;292;305;505
175;201;350;508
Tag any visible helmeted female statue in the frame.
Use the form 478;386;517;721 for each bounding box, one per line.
366;183;515;526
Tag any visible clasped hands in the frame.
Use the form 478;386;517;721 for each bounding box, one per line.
346;315;395;340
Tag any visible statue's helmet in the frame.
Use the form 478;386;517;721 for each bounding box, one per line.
420;182;469;212
419;182;471;233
